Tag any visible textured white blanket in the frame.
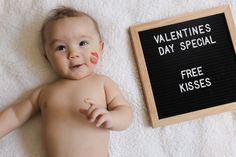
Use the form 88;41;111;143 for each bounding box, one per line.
0;0;236;157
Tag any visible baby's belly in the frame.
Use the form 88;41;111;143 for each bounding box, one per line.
41;113;110;157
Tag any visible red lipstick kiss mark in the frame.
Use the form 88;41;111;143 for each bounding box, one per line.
90;52;99;64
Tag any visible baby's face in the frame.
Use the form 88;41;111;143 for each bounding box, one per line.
44;16;103;80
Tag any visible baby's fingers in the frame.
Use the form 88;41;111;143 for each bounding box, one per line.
89;108;108;122
79;104;96;119
96;114;112;128
79;108;88;115
84;98;96;105
87;104;96;116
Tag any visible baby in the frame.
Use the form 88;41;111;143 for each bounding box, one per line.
0;6;132;157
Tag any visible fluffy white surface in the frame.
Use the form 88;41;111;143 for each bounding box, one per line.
0;0;236;157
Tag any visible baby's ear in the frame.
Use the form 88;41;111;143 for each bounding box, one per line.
44;53;48;61
100;41;104;52
42;45;49;61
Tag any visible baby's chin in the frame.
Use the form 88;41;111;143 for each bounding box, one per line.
60;72;95;80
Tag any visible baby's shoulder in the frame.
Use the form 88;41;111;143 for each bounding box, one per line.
30;81;57;97
94;74;115;84
28;83;49;104
94;74;120;90
95;74;108;80
36;81;55;92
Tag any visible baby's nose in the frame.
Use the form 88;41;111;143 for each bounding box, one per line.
68;50;80;59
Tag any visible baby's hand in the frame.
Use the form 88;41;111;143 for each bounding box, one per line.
80;98;113;129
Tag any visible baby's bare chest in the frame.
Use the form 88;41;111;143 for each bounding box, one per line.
39;81;107;116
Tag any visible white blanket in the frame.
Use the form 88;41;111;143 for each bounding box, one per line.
0;0;236;157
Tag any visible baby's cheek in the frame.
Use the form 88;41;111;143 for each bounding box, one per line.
90;52;99;64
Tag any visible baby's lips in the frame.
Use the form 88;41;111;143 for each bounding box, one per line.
70;63;83;69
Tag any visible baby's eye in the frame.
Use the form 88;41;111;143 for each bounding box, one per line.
79;41;89;47
56;45;66;51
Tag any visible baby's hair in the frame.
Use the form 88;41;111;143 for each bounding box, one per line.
40;6;102;45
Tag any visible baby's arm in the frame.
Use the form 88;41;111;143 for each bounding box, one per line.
103;77;133;130
0;87;41;138
80;76;133;131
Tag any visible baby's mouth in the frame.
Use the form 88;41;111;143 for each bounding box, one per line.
70;64;83;69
